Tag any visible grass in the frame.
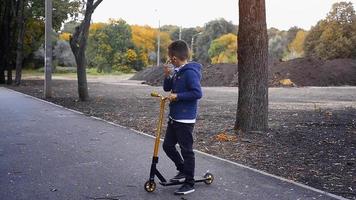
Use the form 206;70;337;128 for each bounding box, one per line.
20;68;134;80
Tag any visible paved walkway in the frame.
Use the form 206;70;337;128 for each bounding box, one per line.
0;87;346;200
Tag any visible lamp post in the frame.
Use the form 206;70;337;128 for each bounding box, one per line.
155;9;160;66
179;26;182;40
190;32;202;60
44;0;52;98
157;20;160;66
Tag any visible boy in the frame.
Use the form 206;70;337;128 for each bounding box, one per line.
162;40;202;195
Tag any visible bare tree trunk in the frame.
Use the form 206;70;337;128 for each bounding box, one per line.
0;1;7;84
6;66;12;85
0;1;5;84
15;0;25;86
0;0;11;84
235;0;269;132
70;0;103;101
1;0;16;85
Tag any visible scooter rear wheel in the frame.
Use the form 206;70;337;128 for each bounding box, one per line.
144;180;156;192
203;173;214;185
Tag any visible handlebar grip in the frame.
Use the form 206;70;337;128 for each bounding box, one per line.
151;92;161;97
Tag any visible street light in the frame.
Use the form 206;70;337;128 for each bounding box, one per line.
155;9;160;66
179;26;182;40
44;0;52;98
157;20;160;66
190;32;202;60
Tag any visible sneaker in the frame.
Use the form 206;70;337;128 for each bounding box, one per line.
174;183;195;195
169;171;185;182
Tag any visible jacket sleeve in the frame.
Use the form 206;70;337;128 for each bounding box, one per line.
163;76;173;92
177;70;202;101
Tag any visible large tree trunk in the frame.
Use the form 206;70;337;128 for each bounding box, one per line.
15;0;26;86
70;0;103;101
0;0;6;84
235;0;269;132
0;0;11;84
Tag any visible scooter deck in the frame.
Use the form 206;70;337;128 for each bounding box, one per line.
159;177;209;186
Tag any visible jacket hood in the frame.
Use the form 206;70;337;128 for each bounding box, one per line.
179;62;202;74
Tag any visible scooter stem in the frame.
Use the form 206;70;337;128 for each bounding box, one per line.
151;92;168;157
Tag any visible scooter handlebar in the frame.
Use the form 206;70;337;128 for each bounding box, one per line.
151;92;161;97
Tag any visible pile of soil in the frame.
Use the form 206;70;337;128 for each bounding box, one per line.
131;58;356;87
131;63;238;87
270;58;356;87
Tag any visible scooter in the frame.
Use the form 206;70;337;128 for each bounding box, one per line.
144;92;214;193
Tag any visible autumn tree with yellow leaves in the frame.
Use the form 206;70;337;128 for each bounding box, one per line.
86;19;146;72
285;30;308;59
131;25;172;65
208;33;237;64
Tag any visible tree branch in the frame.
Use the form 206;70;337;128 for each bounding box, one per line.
93;0;103;10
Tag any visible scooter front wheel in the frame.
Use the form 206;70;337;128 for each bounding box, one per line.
203;173;214;185
144;180;156;192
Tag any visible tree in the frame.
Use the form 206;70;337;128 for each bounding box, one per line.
235;0;269;132
86;19;135;72
30;0;80;31
131;25;156;66
69;0;103;101
160;25;179;39
62;20;81;33
130;25;171;67
326;1;355;24
169;27;199;46
59;32;71;41
53;40;76;68
157;31;172;64
195;18;237;63
208;33;237;64
15;0;26;85
304;2;356;60
286;30;308;59
286;26;302;44
268;30;288;60
0;0;17;84
0;0;80;85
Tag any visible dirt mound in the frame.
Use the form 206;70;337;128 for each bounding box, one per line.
130;65;165;86
131;58;356;87
131;63;238;86
270;58;356;87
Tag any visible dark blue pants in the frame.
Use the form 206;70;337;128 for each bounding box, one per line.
163;119;195;185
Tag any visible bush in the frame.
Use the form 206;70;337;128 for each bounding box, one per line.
55;66;77;73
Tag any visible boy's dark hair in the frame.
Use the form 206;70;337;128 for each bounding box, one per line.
168;40;190;61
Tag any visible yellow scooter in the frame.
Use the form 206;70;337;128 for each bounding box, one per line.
144;92;214;192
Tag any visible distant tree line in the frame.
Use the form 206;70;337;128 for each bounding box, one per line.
1;1;355;85
269;2;356;61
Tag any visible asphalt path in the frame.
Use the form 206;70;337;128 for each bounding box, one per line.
0;87;346;200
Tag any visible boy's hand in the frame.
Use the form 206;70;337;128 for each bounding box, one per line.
167;93;177;101
163;64;172;77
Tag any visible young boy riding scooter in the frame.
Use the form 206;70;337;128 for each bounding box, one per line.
162;40;202;195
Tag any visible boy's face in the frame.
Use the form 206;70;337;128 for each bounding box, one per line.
167;54;179;67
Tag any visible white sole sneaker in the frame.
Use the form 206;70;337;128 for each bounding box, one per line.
174;189;195;195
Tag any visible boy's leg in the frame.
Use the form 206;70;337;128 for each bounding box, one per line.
162;119;184;172
176;122;195;186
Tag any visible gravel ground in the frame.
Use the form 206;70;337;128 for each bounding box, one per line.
6;79;356;199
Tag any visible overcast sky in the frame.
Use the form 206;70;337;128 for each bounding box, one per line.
92;0;356;30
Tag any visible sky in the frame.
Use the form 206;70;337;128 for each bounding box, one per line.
92;0;356;30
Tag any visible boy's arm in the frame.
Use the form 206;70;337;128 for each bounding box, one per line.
163;76;173;92
176;70;202;101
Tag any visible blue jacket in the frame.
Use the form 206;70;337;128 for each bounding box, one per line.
163;62;203;120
